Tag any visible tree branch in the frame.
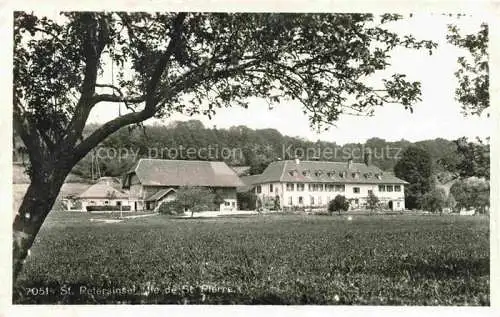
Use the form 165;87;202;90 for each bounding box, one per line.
61;13;108;151
69;13;188;164
92;93;146;104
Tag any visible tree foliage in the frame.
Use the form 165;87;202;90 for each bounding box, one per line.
14;12;437;178
175;186;216;216
328;195;350;214
394;146;433;209
449;177;489;214
439;137;490;180
366;191;379;211
447;23;489;116
421;187;447;213
237;191;257;210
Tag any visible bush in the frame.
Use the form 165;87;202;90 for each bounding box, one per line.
237;192;257;210
421;187;447;213
86;205;131;212
328;195;350;214
157;200;183;215
367;191;380;211
176;186;216;216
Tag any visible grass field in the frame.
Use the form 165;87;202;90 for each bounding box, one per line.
14;212;489;305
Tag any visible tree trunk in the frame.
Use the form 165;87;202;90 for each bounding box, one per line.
12;170;67;283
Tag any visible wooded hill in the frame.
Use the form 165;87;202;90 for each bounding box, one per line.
36;120;459;181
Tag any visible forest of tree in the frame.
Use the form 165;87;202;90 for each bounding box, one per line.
25;119;459;180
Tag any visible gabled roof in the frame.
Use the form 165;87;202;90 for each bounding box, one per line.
238;174;262;192
145;188;176;202
127;159;245;187
252;160;409;185
78;183;128;199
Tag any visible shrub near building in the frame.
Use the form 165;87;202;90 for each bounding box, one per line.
328;195;350;215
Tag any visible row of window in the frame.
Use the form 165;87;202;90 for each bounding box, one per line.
257;184;402;194
378;185;401;192
286;196;403;207
285;183;346;192
288;170;383;180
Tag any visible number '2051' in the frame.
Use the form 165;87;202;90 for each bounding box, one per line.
26;287;50;296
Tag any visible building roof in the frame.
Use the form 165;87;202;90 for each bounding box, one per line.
238;174;262;192
95;176;122;189
126;159;245;188
78;183;128;199
145;188;176;202
231;166;251;176
250;160;409;185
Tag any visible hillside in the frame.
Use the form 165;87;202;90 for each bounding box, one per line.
69;120;459;179
13;163;91;184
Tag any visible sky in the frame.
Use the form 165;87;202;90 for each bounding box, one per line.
87;13;491;145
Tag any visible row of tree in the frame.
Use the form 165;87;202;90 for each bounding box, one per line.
23;120;471;180
393;142;489;214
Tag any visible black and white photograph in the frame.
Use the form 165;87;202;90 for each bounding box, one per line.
4;1;497;313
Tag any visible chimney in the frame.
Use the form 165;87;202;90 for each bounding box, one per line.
347;158;352;169
364;151;372;166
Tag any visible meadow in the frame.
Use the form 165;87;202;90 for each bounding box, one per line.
14;212;489;305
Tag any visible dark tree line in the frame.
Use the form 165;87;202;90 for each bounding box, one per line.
53;120;465;179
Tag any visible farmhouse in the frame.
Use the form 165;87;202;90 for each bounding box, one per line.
122;159;245;212
77;177;130;211
242;155;408;211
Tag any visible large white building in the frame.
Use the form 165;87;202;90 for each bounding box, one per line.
241;157;408;211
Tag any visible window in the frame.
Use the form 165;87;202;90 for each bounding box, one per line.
302;170;310;177
395;185;401;192
353;187;360;194
386;185;393;192
224;201;231;206
231;202;236;207
116;201;122;206
378;185;385;192
288;196;293;205
286;183;295;191
339;171;346;178
368;190;373;195
326;184;335;192
354;199;359;204
297;183;305;191
352;172;357;178
288;170;297;177
308;184;312;191
397;202;400;207
298;196;304;205
270;184;273;192
104;200;109;205
310;196;315;205
256;185;262;193
318;184;324;192
335;185;345;192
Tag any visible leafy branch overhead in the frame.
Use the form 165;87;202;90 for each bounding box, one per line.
14;12;437;169
447;23;489;116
